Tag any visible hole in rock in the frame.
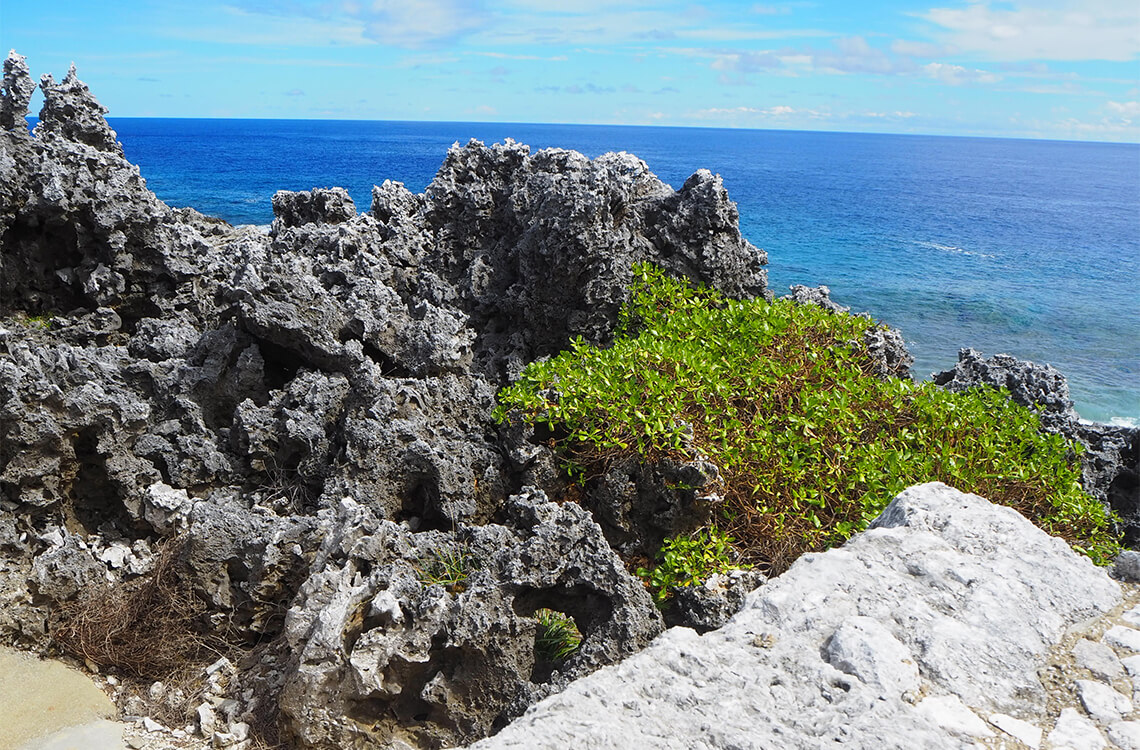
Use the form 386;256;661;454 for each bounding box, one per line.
1110;471;1140;546
513;585;613;682
337;320;413;378
528;606;584;684
65;428;133;536
256;339;304;392
0;217;87;315
397;476;451;532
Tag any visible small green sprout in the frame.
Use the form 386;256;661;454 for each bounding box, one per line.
637;526;738;605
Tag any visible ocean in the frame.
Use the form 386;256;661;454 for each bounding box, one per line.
102;118;1140;425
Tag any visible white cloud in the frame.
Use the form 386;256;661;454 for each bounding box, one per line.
362;0;490;47
1107;100;1140;117
471;52;568;61
815;36;917;75
890;39;948;58
710;50;783;73
691;104;829;120
165;6;372;46
924;62;1002;86
752;4;791;15
675;28;835;42
921;0;1140;62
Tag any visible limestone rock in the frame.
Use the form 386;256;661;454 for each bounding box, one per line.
823;616;920;700
668;568;766;633
1116;551;1140;583
914;695;993;738
988;713;1042;749
1;50;36;130
276;491;661;748
1047;708;1106;750
1108;720;1140;747
271;187;357;227
1076;679;1132;724
1108;721;1140;750
1105;626;1140;653
1073;638;1124;682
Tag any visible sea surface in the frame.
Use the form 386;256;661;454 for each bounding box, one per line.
102;118;1140;425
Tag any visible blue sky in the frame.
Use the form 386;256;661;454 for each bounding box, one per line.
3;0;1138;141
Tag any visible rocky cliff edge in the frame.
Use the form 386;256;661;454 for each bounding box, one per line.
1;51;1138;750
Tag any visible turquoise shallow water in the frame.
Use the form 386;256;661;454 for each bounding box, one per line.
101;118;1140;424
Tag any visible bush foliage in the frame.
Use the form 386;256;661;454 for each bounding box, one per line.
495;264;1119;576
635;526;738;604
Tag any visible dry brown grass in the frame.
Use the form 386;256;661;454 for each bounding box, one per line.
53;537;225;680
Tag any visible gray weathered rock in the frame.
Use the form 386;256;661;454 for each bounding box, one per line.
1074;638;1124;682
1116;551;1140;582
667;568;766;633
1;51;36;130
469;483;1121;749
1;56;768;748
276;490;661;748
1077;679;1132;724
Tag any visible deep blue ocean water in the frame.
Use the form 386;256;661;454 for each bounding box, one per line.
102;118;1140;424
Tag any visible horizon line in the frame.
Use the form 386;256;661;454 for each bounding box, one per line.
24;114;1140;148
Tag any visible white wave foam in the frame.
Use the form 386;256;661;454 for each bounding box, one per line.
912;240;994;259
1079;416;1140;428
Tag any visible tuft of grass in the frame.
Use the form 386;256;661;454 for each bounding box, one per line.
495;263;1120;575
416;544;473;593
534;608;582;663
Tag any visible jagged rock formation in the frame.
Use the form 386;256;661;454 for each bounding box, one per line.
0;53;767;748
934;348;1140;542
470;483;1126;749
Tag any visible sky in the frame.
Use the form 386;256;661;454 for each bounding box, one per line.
2;0;1139;141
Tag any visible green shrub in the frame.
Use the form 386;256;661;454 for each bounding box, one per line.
495;264;1120;574
636;526;739;604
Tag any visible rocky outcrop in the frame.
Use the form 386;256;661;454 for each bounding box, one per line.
934;348;1140;541
3;52;1136;750
0;55;762;747
470;483;1125;749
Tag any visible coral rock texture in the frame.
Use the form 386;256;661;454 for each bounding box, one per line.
3;53;1138;750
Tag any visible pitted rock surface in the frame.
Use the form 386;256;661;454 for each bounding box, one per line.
0;55;749;748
